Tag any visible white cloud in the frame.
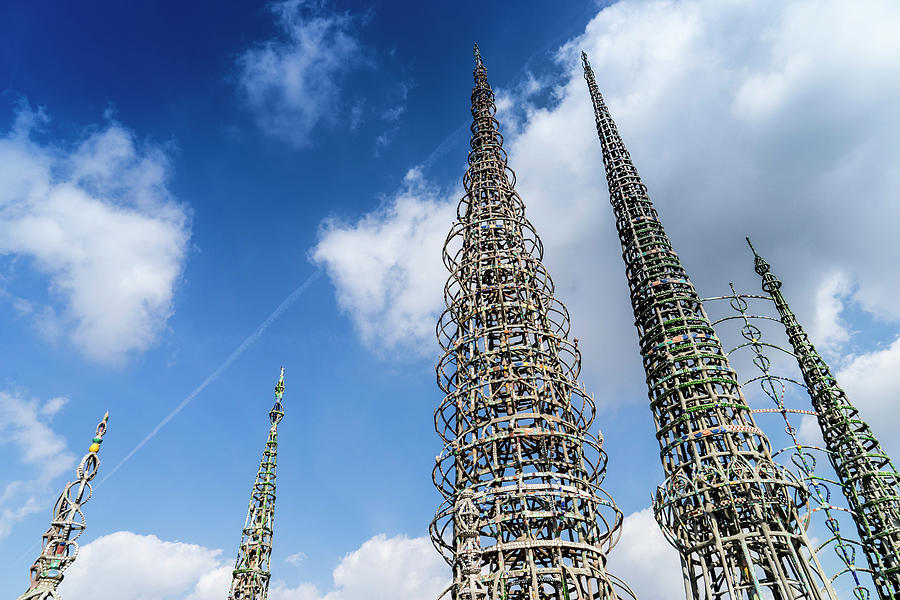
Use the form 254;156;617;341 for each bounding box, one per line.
62;531;230;600
834;335;900;456
608;507;683;600
285;551;308;566
0;101;190;364
810;272;853;359
312;0;900;397
0;391;75;539
61;532;447;600
310;534;447;600
311;169;455;356
236;0;361;147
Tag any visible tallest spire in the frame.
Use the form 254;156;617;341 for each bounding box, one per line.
582;53;836;600
748;239;900;599
430;48;636;600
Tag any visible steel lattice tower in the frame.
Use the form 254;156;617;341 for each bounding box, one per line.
582;52;836;600
749;239;900;598
17;412;109;600
430;45;635;600
227;368;285;600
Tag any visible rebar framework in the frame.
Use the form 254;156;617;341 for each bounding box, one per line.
227;368;285;600
430;46;635;600
709;288;872;598
749;239;900;598
17;412;109;600
582;52;835;600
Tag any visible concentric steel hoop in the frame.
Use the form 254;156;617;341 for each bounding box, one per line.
583;50;836;600
430;46;635;600
706;288;873;599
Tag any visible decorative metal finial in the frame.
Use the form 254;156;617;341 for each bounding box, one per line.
746;236;772;277
270;368;285;425
473;42;482;67
89;411;109;454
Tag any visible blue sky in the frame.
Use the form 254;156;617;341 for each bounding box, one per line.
2;1;900;599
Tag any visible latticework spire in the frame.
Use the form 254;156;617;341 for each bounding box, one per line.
748;238;900;599
430;45;636;600
582;52;836;600
17;412;109;600
227;368;285;600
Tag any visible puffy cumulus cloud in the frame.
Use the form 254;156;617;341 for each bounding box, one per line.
311;169;455;356
312;0;900;396
0;101;190;364
0;391;74;539
61;532;447;600
608;507;683;600
236;0;362;147
62;531;230;600
294;534;448;600
514;0;900;385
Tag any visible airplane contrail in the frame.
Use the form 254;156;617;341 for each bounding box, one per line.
98;267;323;485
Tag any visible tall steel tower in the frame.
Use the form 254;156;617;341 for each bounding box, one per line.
748;239;900;598
430;45;635;600
227;368;285;600
17;412;109;600
581;52;836;600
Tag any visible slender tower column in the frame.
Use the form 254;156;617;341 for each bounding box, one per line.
748;238;900;598
430;45;636;600
17;412;109;600
227;368;285;600
582;52;835;600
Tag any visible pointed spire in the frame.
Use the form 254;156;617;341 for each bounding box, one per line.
18;412;110;600
270;367;284;425
430;46;635;600
583;51;837;599
749;239;900;598
227;369;285;600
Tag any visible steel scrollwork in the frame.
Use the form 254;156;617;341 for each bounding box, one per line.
17;412;109;600
749;239;900;599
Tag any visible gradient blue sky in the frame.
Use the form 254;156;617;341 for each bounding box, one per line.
2;1;900;599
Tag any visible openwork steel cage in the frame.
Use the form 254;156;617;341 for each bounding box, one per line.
749;241;900;599
705;286;875;600
17;412;109;600
582;52;837;600
227;368;286;600
430;46;636;600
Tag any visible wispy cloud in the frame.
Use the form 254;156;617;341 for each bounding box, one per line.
0;391;75;540
0;100;190;364
235;0;363;148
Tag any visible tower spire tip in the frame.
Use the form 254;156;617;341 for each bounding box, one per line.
473;42;482;66
746;236;760;258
